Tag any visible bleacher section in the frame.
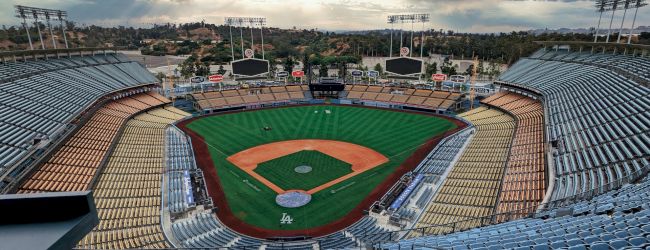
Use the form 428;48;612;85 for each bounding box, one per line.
17;92;169;193
192;85;309;110
412;107;515;234
77;107;189;249
343;85;462;110
499;50;650;202
0;54;156;173
380;175;650;250
482;91;547;220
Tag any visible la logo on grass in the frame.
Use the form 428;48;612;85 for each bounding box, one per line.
280;213;293;224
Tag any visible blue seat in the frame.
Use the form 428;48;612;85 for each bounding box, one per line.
567;239;584;247
568;245;586;250
600;233;616;241
589;242;610;250
584;236;599;244
551;240;567;249
533;244;549;250
614;230;629;239
609;239;628;249
629;237;647;247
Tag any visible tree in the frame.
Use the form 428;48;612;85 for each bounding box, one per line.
465;64;474;76
373;63;383;75
194;62;211;77
217;65;226;75
284;57;296;72
440;57;457;76
425;62;437;76
319;63;328;77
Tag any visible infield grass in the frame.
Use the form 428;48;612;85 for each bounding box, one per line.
186;105;456;230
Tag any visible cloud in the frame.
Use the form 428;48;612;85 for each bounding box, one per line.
0;0;648;33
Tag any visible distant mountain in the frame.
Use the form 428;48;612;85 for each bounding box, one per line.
528;26;650;35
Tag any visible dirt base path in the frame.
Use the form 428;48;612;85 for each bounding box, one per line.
227;139;389;194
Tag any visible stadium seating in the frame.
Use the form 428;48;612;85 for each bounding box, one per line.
17;92;169;193
482;91;546;220
388;127;475;222
379;175;650;250
343;84;462;110
0;54;157;178
77;107;188;249
165;126;199;213
170;211;262;249
413;107;515;234
192;85;309;110
498;50;650;202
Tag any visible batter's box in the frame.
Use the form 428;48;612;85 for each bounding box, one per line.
227;139;389;195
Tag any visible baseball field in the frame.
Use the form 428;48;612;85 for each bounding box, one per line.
182;105;459;235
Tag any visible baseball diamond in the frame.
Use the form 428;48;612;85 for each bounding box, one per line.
179;105;462;236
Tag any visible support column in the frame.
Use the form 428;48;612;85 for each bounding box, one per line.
617;7;628;43
47;17;57;49
410;21;414;57
59;19;68;49
389;23;393;58
594;11;603;42
260;23;264;60
34;17;45;50
249;24;255;56
605;8;616;43
22;17;34;50
229;24;235;61
628;5;639;44
239;24;244;59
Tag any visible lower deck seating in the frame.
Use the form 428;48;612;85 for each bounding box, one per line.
413;107;515;235
171;211;262;249
165;126;198;213
482;91;547;221
77;107;188;249
380;175;650;250
17;92;169;193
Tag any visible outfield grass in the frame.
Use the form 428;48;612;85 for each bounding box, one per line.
186;105;456;230
254;150;352;191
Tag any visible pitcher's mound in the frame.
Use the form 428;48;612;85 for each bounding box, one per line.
294;165;312;174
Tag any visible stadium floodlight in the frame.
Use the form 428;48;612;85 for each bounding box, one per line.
14;5;69;50
627;0;648;44
593;0;648;44
225;17;267;60
386;14;430;58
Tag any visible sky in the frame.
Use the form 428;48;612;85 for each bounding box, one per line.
1;0;649;33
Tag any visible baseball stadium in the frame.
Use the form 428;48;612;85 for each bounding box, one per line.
1;1;650;250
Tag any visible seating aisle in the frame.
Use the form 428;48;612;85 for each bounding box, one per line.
482;91;546;221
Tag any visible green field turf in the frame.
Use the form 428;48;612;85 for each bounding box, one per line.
186;105;457;230
254;150;352;191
